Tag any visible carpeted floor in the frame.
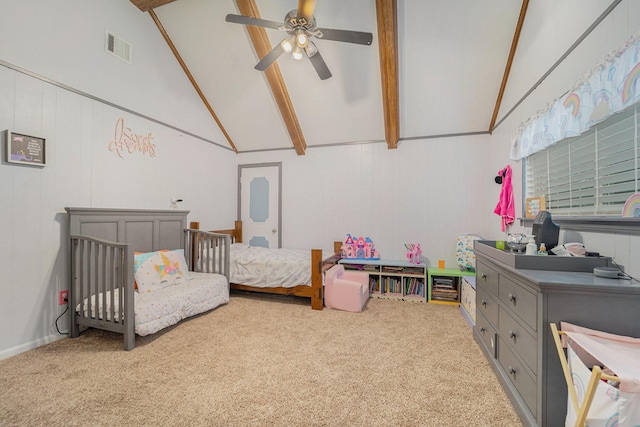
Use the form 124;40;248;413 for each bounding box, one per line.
0;292;522;426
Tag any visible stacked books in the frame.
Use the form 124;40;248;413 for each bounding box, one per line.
432;276;459;302
402;267;425;275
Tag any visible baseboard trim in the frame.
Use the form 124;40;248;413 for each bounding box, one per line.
0;334;65;361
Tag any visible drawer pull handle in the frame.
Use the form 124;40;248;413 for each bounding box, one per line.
509;293;516;303
480;327;486;333
509;330;517;340
481;274;487;280
509;366;517;376
481;299;487;307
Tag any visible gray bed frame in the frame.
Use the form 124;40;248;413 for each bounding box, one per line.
66;207;231;350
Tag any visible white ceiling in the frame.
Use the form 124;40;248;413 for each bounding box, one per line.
144;0;619;153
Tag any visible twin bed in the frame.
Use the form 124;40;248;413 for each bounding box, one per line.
66;208;340;350
194;221;341;311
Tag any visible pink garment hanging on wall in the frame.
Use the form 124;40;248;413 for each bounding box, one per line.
494;165;515;232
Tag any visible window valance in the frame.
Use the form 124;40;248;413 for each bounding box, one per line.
511;31;640;160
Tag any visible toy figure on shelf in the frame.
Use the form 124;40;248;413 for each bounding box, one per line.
341;234;380;260
405;243;422;264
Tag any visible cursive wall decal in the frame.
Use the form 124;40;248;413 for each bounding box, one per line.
108;117;156;158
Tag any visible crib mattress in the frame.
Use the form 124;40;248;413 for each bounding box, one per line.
77;272;229;336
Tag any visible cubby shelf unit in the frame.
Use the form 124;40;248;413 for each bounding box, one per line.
338;259;427;303
427;267;475;305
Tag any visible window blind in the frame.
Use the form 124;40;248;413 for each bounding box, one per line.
525;104;639;216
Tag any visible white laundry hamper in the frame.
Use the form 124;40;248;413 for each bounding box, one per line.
551;322;640;427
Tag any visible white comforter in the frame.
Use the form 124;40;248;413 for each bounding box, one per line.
229;243;321;288
77;272;229;336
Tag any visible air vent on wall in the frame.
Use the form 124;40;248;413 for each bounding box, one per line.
105;31;132;63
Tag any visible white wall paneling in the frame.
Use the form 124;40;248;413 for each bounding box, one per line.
0;67;17;352
238;135;489;264
487;0;640;278
0;0;227;146
0;67;236;359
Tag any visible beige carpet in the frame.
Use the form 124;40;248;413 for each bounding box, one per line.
0;293;522;426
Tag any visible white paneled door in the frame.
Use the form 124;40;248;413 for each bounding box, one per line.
239;164;281;248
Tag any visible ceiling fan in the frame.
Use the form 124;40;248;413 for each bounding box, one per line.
226;0;373;80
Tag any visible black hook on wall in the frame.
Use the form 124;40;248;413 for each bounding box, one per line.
495;168;507;184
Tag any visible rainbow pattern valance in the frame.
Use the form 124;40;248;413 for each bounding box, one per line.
511;31;640;160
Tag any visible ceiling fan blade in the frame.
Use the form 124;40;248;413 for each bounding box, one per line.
306;47;332;80
297;0;317;21
225;14;282;30
316;27;373;45
255;42;287;71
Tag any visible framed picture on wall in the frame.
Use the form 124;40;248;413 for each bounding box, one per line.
525;196;546;218
4;130;46;167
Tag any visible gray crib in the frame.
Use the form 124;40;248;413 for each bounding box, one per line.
66;207;230;350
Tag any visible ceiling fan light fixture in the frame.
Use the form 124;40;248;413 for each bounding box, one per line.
292;45;304;60
304;42;318;57
295;29;309;48
281;37;294;53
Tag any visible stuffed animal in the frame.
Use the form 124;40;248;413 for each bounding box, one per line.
405;243;422;264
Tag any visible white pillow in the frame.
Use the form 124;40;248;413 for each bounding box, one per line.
134;249;189;293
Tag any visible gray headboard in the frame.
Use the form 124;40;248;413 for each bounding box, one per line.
65;207;189;252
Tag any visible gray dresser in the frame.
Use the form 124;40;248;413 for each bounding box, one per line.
473;241;640;426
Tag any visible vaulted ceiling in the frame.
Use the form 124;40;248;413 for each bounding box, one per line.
128;0;616;155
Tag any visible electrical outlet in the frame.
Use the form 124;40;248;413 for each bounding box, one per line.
58;290;69;305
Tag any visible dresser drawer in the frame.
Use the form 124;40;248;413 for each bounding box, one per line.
498;340;537;414
499;275;537;331
499;307;537;373
476;285;498;327
476;261;498;296
475;311;497;359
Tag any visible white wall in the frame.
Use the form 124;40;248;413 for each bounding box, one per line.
487;0;640;277
0;1;237;359
0;0;227;145
0;66;237;359
238;134;489;264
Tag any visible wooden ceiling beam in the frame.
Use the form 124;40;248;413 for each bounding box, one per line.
130;0;176;12
149;10;238;153
489;0;529;134
236;0;307;155
375;0;399;149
